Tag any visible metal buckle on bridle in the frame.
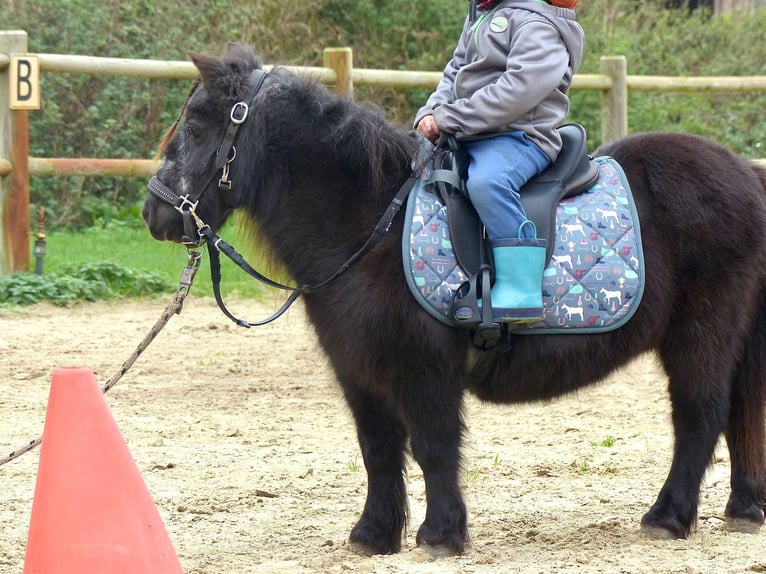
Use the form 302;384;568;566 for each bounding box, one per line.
173;194;199;216
230;102;248;124
172;194;206;247
218;147;237;192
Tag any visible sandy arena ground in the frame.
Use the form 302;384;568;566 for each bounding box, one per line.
2;295;766;573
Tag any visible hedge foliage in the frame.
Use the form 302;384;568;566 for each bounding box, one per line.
0;261;168;307
6;0;765;229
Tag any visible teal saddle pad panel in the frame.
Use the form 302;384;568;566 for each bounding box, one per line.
403;156;645;334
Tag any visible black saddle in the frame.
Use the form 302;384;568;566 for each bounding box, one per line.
433;123;599;275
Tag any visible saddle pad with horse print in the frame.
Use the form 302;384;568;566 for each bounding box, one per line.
403;156;645;334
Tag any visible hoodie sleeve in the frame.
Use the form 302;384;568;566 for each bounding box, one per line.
413;17;471;129
433;19;571;136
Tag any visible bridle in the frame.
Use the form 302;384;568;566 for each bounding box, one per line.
148;69;268;246
147;68;428;327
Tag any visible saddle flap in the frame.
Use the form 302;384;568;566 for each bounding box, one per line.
430;143;487;277
417;124;600;278
520;123;600;260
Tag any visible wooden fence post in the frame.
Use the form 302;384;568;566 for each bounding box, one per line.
0;30;30;274
323;47;353;98
715;0;756;12
600;56;628;144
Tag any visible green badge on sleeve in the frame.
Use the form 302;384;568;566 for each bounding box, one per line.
490;17;509;33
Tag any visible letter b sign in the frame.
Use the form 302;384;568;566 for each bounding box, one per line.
10;55;40;110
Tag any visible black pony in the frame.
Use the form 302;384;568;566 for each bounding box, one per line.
143;44;766;555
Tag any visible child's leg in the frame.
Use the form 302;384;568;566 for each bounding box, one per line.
462;132;551;322
462;132;550;241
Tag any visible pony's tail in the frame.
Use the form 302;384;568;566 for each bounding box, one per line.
725;160;766;515
725;277;766;510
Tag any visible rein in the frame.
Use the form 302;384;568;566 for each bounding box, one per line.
149;67;431;328
199;172;420;327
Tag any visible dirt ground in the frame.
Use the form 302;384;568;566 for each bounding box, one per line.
2;294;766;574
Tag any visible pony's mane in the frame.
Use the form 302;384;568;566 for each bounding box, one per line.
155;45;418;196
154;78;201;161
267;67;419;199
153;45;421;276
240;68;420;280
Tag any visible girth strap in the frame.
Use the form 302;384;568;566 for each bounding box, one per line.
427;168;463;191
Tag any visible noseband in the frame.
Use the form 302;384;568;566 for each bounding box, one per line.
148;69;268;245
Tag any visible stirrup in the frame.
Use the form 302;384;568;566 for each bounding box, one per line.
450;265;501;350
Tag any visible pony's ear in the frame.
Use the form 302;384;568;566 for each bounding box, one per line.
222;43;263;79
189;51;227;95
189;45;261;99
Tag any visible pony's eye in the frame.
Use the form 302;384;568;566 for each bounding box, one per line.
186;123;201;139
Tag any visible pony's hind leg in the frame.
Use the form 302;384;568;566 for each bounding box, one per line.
643;319;736;538
342;384;409;555
642;376;730;537
724;295;766;529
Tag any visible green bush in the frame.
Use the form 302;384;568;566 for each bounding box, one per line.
575;1;766;154
0;261;169;307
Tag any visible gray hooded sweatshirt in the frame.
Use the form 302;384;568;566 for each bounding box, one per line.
414;0;584;161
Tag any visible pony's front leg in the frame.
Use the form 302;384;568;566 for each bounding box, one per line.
342;385;408;555
409;393;467;555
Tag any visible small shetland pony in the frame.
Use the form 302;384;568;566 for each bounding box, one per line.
143;43;766;555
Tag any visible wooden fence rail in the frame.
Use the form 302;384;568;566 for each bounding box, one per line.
2;31;766;272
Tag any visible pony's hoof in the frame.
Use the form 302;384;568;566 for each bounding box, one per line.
349;540;386;556
725;517;764;534
640;510;690;540
417;542;461;558
640;523;679;540
348;520;401;555
415;522;466;555
725;492;765;529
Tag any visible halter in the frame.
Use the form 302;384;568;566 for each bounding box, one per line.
148;69;268;245
148;68;431;327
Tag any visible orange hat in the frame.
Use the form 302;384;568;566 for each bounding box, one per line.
550;0;579;7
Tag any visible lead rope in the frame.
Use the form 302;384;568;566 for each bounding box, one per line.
0;248;203;467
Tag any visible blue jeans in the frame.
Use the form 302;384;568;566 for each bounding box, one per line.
462;132;551;240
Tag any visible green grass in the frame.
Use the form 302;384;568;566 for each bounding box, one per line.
589;435;618;448
29;218;267;301
347;455;361;472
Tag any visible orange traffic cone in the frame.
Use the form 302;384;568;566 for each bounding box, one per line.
23;366;183;573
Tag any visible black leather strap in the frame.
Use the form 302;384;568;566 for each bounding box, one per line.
202;170;422;328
